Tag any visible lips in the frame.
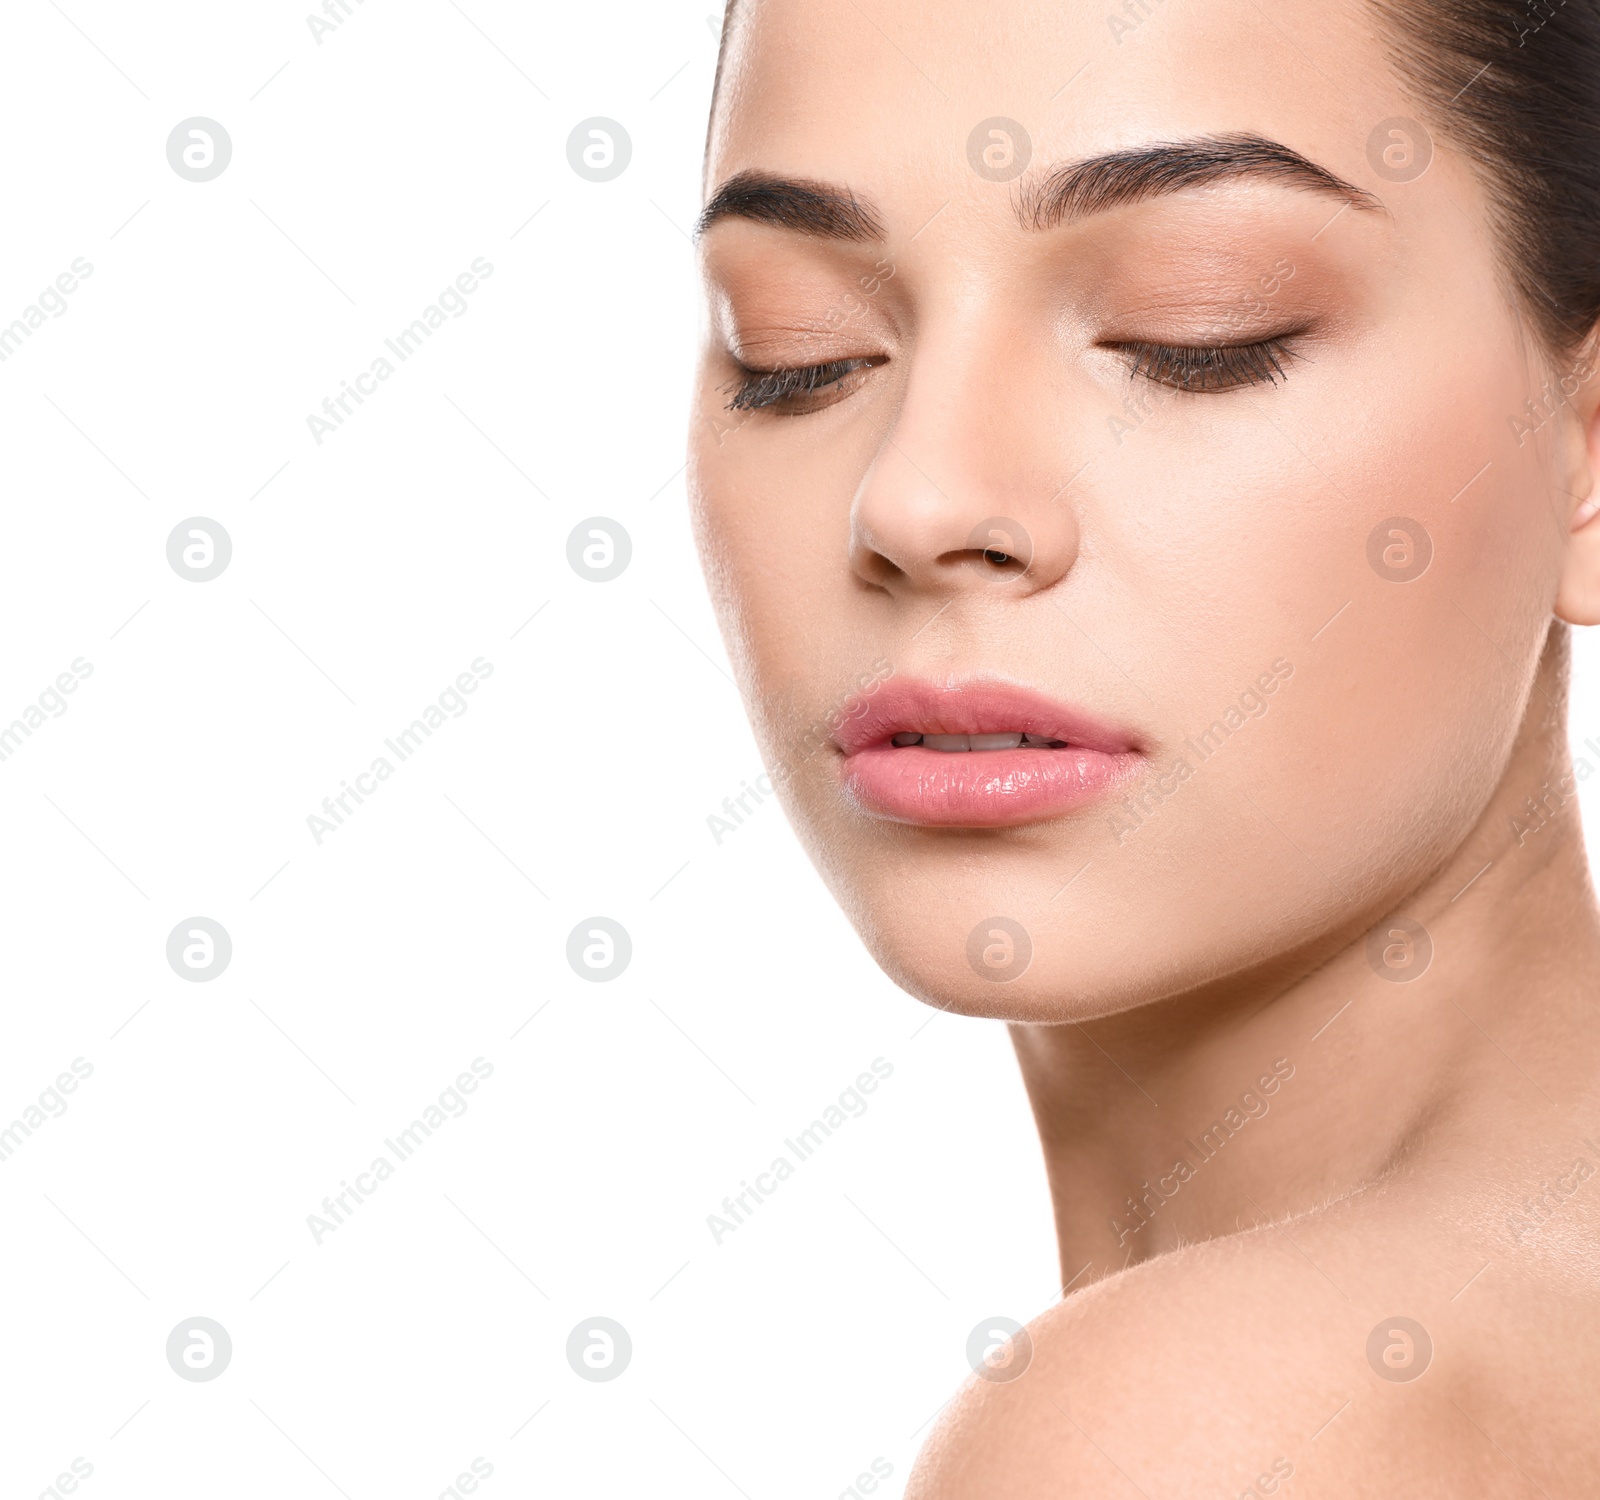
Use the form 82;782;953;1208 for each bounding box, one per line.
834;678;1143;827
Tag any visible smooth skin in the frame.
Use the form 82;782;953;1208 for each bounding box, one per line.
689;0;1600;1493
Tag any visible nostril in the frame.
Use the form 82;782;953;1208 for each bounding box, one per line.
969;546;1025;574
929;546;1029;576
849;539;908;593
967;516;1035;573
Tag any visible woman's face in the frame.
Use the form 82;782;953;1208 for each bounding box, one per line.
688;0;1586;1020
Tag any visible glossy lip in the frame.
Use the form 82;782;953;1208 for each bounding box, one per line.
834;677;1145;828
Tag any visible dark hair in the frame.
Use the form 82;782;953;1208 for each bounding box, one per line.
711;0;1599;357
1374;0;1600;356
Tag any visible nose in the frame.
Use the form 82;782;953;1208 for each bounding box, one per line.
848;341;1082;600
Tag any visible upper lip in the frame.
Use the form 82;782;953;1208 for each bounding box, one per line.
832;677;1142;757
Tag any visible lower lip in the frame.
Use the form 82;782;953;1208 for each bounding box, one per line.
840;743;1141;827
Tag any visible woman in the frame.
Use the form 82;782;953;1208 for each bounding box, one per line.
689;0;1600;1492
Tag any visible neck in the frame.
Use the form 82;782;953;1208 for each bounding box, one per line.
1010;629;1600;1294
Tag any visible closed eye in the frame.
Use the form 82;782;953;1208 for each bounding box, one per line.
1114;336;1300;392
722;337;1296;414
725;356;883;414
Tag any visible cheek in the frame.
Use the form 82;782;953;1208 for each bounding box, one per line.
1316;356;1554;792
688;376;880;733
1114;353;1553;899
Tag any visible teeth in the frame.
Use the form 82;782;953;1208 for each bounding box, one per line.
893;731;1057;752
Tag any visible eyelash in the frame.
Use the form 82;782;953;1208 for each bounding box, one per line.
723;335;1299;415
1116;337;1299;392
725;358;879;413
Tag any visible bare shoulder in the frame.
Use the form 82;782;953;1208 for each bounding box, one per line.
906;1182;1600;1498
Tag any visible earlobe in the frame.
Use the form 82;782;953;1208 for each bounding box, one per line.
1554;339;1600;626
1556;497;1600;626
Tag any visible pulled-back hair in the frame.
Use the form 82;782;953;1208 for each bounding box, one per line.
1374;0;1600;355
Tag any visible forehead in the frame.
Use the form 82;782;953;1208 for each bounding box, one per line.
709;0;1398;223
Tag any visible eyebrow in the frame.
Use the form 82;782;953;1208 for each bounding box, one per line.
1021;133;1381;228
696;170;885;241
698;134;1379;243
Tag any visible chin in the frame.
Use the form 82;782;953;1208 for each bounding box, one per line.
810;854;1136;1023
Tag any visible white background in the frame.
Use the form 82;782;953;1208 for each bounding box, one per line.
2;3;1599;1498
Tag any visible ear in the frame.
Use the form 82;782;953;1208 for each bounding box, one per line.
1554;332;1600;626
